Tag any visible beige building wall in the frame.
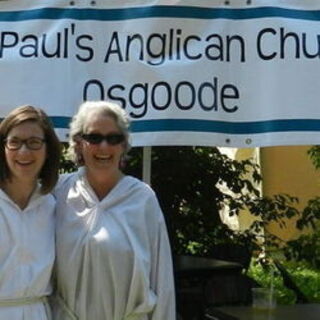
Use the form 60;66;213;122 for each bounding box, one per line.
219;146;319;241
233;148;262;231
260;146;320;241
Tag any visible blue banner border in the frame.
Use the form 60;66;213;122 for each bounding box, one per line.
46;117;320;134
0;6;320;22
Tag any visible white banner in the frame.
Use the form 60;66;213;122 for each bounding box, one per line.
0;0;320;147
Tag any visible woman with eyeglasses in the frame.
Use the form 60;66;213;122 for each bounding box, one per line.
52;101;176;320
0;105;61;320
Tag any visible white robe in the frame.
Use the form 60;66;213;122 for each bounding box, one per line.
0;188;55;320
53;169;176;320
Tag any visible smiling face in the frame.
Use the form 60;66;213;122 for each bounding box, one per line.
5;121;46;184
79;111;125;179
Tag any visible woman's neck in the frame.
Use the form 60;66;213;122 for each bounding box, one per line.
85;168;124;201
2;179;37;210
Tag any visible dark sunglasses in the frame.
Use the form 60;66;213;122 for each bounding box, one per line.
81;133;125;145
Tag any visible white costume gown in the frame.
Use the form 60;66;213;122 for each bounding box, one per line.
53;169;176;320
0;188;55;320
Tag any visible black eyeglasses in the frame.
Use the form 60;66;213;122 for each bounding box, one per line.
81;133;125;145
4;137;46;150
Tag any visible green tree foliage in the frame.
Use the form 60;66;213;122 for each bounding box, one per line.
124;146;304;259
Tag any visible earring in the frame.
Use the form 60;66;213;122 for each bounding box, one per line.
119;155;126;169
76;153;84;166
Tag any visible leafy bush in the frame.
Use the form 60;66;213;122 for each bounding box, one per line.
124;146;262;255
284;230;320;269
248;260;295;305
124;146;313;259
248;260;320;304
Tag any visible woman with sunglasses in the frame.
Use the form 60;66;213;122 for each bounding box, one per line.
53;101;175;320
0;105;61;319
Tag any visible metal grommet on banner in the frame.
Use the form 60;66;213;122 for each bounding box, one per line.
224;0;230;5
69;1;75;6
245;138;252;145
225;138;231;144
246;0;252;5
90;1;97;6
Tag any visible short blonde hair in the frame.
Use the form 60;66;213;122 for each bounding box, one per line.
68;101;131;165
